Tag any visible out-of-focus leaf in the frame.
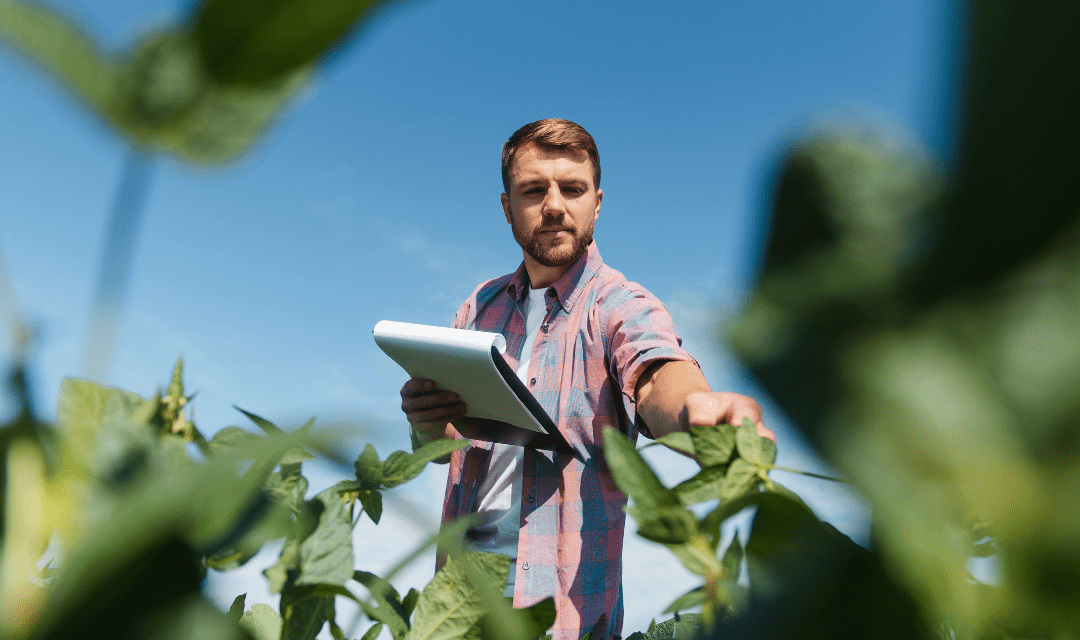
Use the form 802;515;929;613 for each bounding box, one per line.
632;506;697;545
382;438;469;489
268;466;309;511
664;587;706;614
210;425;262;451
240;603;284;640
603;427;679;513
721;536;744;579
518;597;556;639
228;594;246;623
232;408;315;464
193;0;398;85
653;431;695;456
233;407;282;435
56;377;157;478
405;551;510;640
355;570;409;639
640;613;703;640
265;539;300;594
0;0;119;113
741;493;928;639
908;3;1080;305
689;424;735;467
361;623;386;640
402;588;420;617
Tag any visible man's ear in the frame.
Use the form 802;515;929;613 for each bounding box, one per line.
501;193;512;224
594;188;603;221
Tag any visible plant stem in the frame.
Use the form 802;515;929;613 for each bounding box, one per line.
767;465;847;483
82;145;156;381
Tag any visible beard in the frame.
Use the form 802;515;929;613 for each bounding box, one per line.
511;212;594;268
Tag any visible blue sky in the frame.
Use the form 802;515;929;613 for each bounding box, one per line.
1;0;958;634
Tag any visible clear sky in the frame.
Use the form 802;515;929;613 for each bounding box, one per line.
1;0;957;634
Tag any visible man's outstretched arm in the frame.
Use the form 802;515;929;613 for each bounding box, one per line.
634;360;775;441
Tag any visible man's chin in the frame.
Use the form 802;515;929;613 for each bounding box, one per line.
528;242;587;268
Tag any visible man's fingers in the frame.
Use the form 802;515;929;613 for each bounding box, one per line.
401;390;460;412
683;392;774;441
407;402;467;425
400;377;436;398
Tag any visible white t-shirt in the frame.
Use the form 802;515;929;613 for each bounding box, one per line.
466;285;547;595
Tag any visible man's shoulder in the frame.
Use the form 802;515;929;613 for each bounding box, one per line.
466;271;515;306
590;261;663;308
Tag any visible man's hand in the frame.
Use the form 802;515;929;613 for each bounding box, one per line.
400;377;467;444
682;390;775;441
636;360;775;441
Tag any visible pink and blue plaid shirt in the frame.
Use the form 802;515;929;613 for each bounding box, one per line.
437;242;698;640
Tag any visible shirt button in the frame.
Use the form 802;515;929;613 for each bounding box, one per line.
522;561;530;570
529;377;536;385
526;495;535;503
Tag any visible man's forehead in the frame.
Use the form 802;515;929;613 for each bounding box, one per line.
509;144;593;179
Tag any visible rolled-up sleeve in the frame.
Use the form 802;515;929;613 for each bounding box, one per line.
602;285;699;437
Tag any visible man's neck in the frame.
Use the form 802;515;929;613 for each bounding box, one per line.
522;255;572;289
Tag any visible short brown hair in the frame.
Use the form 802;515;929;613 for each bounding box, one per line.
501;119;601;192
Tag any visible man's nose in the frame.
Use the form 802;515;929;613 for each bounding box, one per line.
541;186;567;214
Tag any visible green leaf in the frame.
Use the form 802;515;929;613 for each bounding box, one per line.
721;536;744;579
355;570;410;639
282;593;333;640
240;603;284;640
361;623;386;640
602;427;679;513
193;0;394;85
167;357;184;399
235;406;285;434
382;439;469;489
735;418;774;465
355;444;385;486
642;613;704;640
405;551;510;640
268;467;310;511
295;486;355;587
718;458;760;504
264;539;300;594
653;431;695;456
209;426;262;452
689;424;735;467
0;0;119;115
357;489;383;524
632;506;697;545
518;597;556;638
228;593;246;623
673;465;729;507
663;586;705;614
403;588;420;617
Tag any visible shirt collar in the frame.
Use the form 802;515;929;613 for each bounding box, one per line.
505;241;603;312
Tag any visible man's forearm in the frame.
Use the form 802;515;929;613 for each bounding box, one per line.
634;360;711;438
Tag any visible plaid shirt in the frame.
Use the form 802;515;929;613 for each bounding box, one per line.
436;242;698;640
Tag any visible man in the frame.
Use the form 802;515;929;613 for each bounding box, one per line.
400;119;772;640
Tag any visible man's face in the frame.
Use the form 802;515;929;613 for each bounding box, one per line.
501;143;603;270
